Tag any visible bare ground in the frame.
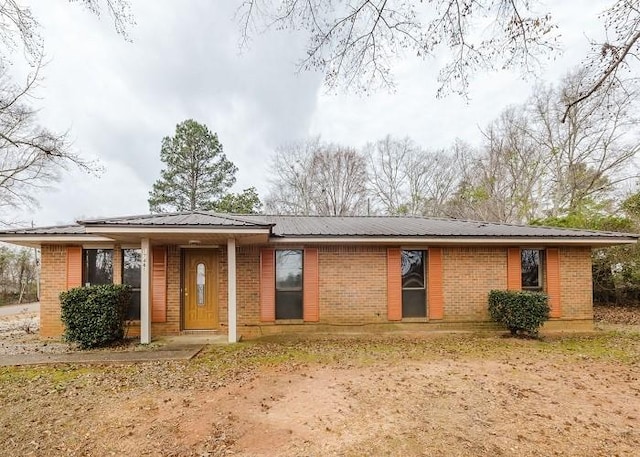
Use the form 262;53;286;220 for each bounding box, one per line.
1;308;639;456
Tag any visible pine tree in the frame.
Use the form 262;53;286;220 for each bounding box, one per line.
148;119;238;212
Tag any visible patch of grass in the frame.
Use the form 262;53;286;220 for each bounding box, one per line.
198;333;538;370
0;365;95;385
205;341;327;367
539;331;640;363
210;331;640;368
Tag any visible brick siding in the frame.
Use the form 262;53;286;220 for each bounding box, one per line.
442;247;508;322
559;247;593;320
40;245;67;337
38;243;595;339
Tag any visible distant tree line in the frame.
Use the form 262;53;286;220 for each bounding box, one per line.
265;69;640;305
0;246;38;305
267;70;639;222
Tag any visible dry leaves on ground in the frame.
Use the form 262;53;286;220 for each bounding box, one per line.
1;330;640;456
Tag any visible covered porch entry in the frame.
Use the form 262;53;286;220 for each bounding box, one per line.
80;213;272;344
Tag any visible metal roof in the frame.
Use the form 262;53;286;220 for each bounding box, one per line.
1;224;86;235
78;211;271;228
238;215;638;239
0;212;637;241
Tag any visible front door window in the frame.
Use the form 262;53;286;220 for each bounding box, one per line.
196;263;206;306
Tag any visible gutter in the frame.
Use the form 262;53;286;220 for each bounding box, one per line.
266;236;638;246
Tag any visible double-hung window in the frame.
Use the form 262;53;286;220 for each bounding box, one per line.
401;250;427;318
275;249;303;319
521;249;544;291
83;248;141;320
83;249;113;286
122;248;142;320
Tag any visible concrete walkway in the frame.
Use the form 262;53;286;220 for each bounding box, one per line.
0;344;204;367
0;302;39;316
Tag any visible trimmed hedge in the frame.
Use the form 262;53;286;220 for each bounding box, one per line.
59;284;130;349
488;289;550;336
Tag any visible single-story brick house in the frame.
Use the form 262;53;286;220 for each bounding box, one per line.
0;212;637;343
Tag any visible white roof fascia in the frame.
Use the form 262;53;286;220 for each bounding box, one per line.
85;227;271;235
266;236;637;246
0;235;114;243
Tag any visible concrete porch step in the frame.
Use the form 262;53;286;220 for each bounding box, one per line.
180;330;221;335
160;332;228;345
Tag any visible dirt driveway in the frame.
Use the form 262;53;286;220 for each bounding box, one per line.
1;329;639;456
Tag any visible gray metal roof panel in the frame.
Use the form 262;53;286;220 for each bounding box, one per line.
238;215;638;238
0;224;86;235
0;214;636;239
78;211;271;228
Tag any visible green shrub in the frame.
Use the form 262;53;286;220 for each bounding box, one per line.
59;284;130;349
488;289;550;336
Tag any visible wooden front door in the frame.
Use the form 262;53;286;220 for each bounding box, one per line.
183;249;218;330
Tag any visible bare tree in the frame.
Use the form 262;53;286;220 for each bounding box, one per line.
443;140;493;221
366;135;459;216
531;71;640;216
265;138;320;215
472;107;545;223
0;0;134;64
0;62;94;217
237;1;559;96
312;145;369;215
447;70;640;222
562;0;640;122
365;135;412;214
0;245;37;304
266;138;369;215
239;1;640;115
407;149;459;217
0;1;132;221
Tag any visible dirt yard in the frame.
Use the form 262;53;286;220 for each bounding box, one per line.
1;310;639;456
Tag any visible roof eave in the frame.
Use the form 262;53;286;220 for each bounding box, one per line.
267;235;638;246
84;226;272;235
0;234;115;248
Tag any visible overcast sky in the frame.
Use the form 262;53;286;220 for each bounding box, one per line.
11;0;610;227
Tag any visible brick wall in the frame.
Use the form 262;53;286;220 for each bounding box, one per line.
38;243;596;339
218;246;261;331
113;245;122;285
442;247;508;321
317;245;387;324
40;245;67;338
222;245;388;328
559;247;593;320
227;245;594;333
151;245;181;334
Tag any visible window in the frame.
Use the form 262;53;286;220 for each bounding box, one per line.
401;250;427;318
122;249;141;320
83;249;113;286
196;263;206;306
275;249;303;319
521;249;544;291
